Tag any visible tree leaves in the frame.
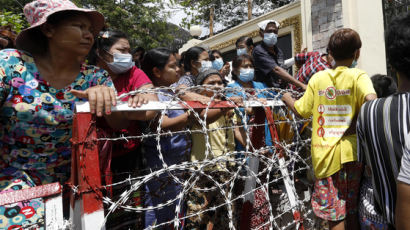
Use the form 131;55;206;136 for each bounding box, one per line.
0;11;28;33
176;0;293;34
1;0;189;50
73;0;181;49
0;0;31;33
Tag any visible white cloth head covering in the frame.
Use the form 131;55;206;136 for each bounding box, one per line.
257;20;280;31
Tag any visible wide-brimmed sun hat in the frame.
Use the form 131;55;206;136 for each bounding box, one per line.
16;0;105;52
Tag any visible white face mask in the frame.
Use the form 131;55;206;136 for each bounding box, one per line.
331;60;336;68
199;60;212;72
106;53;134;74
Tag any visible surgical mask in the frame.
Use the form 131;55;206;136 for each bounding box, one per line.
350;59;358;68
106;53;134;74
212;58;224;71
237;48;247;56
331;60;336;68
239;68;254;83
263;33;277;47
199;60;212;72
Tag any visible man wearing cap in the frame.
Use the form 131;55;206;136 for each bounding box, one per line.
253;20;307;90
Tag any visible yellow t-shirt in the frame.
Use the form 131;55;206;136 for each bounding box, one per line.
191;114;236;171
294;67;376;179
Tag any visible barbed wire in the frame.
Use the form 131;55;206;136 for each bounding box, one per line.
71;86;314;230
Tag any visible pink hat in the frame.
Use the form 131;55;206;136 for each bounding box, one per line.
16;0;105;52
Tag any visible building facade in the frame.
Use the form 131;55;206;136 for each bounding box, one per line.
194;0;389;77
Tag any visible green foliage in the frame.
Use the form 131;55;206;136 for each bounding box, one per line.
175;0;293;32
0;11;28;33
0;0;188;50
0;0;33;33
73;0;183;50
0;0;31;13
176;0;217;28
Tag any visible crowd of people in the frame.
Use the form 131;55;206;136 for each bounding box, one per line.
0;0;409;229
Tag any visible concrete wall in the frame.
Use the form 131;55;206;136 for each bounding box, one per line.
192;0;387;76
341;0;387;76
310;0;343;52
303;0;387;76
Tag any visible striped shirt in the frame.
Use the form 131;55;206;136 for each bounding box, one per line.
397;132;410;184
357;92;410;225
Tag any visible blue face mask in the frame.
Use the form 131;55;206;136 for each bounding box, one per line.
263;33;277;47
350;59;358;68
239;68;254;83
212;58;224;71
237;48;247;56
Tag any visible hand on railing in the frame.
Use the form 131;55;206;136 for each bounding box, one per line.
70;85;116;117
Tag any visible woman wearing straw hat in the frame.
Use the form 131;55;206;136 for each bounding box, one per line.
0;0;142;227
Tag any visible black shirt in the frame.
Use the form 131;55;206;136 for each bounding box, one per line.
252;43;285;88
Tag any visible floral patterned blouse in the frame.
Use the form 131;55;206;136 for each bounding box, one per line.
0;49;114;177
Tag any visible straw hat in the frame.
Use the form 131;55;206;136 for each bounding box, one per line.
16;0;105;52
